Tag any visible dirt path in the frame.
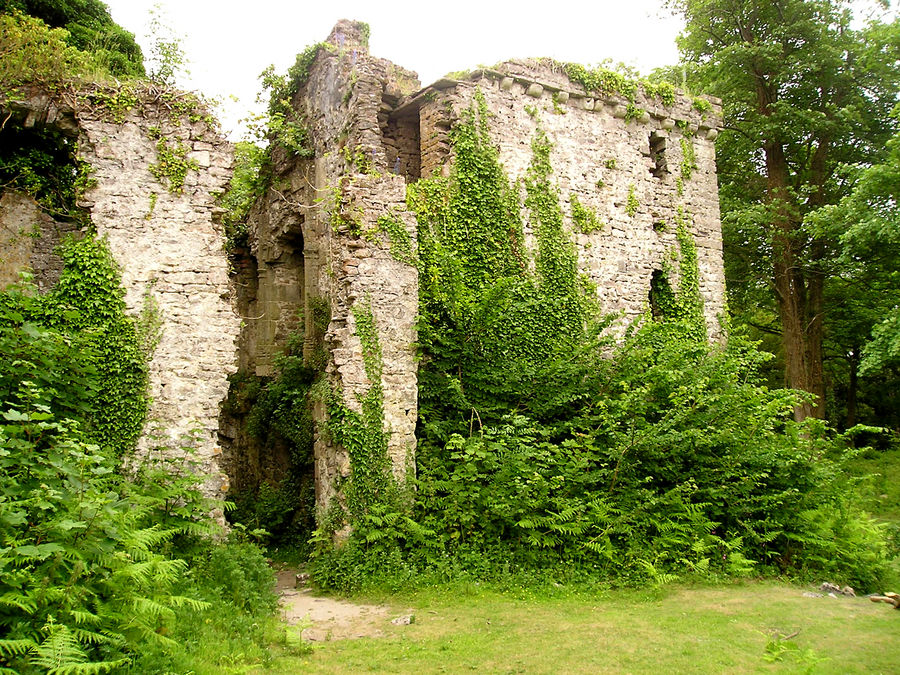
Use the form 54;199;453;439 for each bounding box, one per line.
276;569;410;641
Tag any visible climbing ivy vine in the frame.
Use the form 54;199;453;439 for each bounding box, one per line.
570;193;603;234
651;207;706;338
43;236;149;456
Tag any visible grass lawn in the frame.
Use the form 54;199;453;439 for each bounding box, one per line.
250;580;897;674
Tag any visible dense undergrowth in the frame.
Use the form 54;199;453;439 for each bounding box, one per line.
0;241;296;673
309;92;898;594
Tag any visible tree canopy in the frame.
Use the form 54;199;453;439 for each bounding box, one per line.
671;0;900;425
0;0;144;77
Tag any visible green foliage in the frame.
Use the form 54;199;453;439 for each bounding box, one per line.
125;531;300;674
804;104;900;425
148;136;199;194
624;103;645;123
0;269;286;673
674;0;900;422
0;126;82;219
376;212;416;265
680;137;697;181
42;236;148;456
570;193;603;234
342;144;375;174
312;301;427;587
652;209;706;336
0;9;91;90
643;80;677;107
625;184;639;217
324;300;394;522
558;60;638;100
195;535;279;616
691;96;712;115
0;281;215;673
218;141;267;251
252;42;327;157
84;83;137;123
145;4;186;86
227;338;317;550
1;0;144;78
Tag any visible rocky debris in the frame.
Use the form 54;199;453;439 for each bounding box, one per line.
820;582;856;597
390;614;415;625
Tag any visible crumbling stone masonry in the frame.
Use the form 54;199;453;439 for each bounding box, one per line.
231;20;726;515
1;87;240;499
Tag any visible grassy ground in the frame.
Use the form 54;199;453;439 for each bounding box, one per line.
246;580;897;674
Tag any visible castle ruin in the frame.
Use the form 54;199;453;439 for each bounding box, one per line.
0;20;725;515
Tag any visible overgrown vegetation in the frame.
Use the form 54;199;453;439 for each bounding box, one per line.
0;246;290;673
310;91;895;595
225;334;318;553
1;0;143;78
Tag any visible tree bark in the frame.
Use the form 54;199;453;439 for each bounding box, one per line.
758;84;827;421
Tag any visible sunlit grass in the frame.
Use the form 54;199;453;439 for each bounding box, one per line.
252;580;898;674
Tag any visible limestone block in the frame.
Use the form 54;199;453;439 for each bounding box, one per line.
526;83;544;98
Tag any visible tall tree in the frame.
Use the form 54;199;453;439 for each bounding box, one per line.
672;0;900;421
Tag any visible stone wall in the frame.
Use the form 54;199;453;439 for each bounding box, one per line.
230;21;421;513
74;88;240;498
415;60;726;338
0;190;80;292
1;86;241;501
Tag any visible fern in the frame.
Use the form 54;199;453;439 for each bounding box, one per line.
0;638;36;657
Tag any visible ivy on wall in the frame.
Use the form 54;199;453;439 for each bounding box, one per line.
651;207;706;338
324;300;395;522
570;193;603;234
148;132;199;194
43;236;149;456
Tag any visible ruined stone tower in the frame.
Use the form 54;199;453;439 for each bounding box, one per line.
229;20;725;513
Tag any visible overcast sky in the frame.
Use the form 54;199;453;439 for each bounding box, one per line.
102;0;686;138
102;0;896;139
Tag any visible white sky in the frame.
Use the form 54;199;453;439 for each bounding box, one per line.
102;0;896;139
102;0;685;139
